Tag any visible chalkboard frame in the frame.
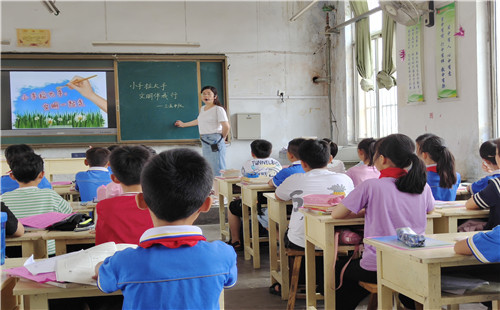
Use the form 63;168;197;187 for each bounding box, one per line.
0;53;228;147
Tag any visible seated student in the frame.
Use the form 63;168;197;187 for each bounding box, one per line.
1;202;24;237
95;149;237;309
346;138;380;187
2;152;72;255
465;140;500;230
227;139;282;250
75;147;112;202
416;134;461;201
271;139;354;295
454;225;500;263
331;134;435;310
468;139;500;194
1;144;52;194
95;146;154;245
323;138;346;173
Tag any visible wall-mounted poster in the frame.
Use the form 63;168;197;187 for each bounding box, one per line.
16;29;51;47
406;21;424;103
436;2;457;99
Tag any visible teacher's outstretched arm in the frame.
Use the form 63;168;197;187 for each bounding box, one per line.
175;119;198;128
221;121;230;139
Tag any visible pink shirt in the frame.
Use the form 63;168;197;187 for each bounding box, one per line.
341;177;435;271
346;162;380;187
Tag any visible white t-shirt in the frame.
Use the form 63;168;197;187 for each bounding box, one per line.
197;105;228;135
275;169;354;248
326;159;346;174
241;157;282;178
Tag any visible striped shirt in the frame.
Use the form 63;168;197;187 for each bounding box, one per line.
1;186;72;255
473;177;500;230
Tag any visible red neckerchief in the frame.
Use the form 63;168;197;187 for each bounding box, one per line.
379;167;407;179
426;166;438;173
139;235;206;249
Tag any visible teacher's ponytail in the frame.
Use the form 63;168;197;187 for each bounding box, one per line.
201;85;222;107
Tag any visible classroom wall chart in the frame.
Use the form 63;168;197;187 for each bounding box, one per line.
436;2;457;99
406;21;424;103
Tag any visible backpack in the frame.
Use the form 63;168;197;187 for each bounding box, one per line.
47;213;93;231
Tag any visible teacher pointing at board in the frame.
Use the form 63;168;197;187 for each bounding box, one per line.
175;86;230;176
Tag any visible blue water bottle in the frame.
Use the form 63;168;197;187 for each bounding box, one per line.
1;212;7;265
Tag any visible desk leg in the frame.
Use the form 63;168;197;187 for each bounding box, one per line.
376;250;393;309
425;218;434;234
219;192;227;241
24;294;49;310
55;240;68;256
423;264;441;310
251;203;260;269
242;203;251;261
305;239;316;309
268;216;278;283
433;217;452;234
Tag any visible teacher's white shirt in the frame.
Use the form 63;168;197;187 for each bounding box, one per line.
197;105;228;135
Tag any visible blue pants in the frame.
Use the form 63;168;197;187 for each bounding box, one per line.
200;133;226;177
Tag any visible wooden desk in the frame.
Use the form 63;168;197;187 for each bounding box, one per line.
5;231;48;259
70;201;97;220
2;258;26;310
53;184;80;202
456;187;472;201
240;182;274;269
216;177;241;241
365;232;500;310
264;192;292;300
42;231;95;256
433;206;490;233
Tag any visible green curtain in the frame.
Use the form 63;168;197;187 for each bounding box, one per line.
376;13;397;90
351;0;374;92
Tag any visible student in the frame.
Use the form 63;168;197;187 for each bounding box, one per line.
416;134;461;201
465;140;500;230
95;149;237;309
1;144;52;194
227;139;282;250
268;138;306;188
345;138;380;186
2;152;72;255
1;202;24;237
75;147;112;202
454;225;500;263
331;134;435;310
467;139;500;194
95;146;154;245
323;138;346;173
241;139;282;178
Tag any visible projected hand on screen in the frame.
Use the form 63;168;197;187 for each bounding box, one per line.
67;76;108;113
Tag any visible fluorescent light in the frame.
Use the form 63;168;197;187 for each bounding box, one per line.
92;41;200;47
290;0;319;22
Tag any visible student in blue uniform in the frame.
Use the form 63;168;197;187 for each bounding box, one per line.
416;134;461;201
74;147;112;202
454;225;500;263
468;139;500;194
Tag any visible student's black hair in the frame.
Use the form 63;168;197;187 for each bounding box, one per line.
110;146;152;186
420;135;457;188
5;144;34;166
201;85;222;107
287;138;306;159
298;139;330;169
250;139;273;159
140;144;157;155
415;133;437;154
322;138;339;159
10;152;44;183
85;147;111;167
375;134;427;194
107;145;120;153
141;148;213;222
479;140;498;166
357;138;377;166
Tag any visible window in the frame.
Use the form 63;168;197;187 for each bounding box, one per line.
353;1;398;139
493;1;500;136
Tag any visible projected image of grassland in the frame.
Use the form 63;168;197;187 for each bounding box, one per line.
14;112;105;129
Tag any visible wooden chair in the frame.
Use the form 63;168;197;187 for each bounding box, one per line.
286;248;323;310
359;281;377;310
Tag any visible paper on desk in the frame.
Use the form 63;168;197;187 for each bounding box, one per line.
4;266;57;283
19;212;76;229
24;250;83;275
56;242;137;285
441;275;489;294
434;201;466;208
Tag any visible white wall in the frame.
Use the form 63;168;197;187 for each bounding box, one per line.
1;1;336;170
395;1;492;181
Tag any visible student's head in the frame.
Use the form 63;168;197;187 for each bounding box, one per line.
479;140;498;166
298;139;330;170
140;144;157;155
357;138;377;166
5;144;34;166
415;133;437;156
107;145;120;153
110;146;152;186
140;148;213;223
374;134;427;194
287;138;306;161
85;147;111;167
10;152;44;184
250;139;272;159
322;138;339;159
420;135;457;188
201;85;222;107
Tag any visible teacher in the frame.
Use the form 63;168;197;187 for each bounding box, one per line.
175;86;230;176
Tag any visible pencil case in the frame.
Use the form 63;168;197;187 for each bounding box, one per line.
396;227;425;247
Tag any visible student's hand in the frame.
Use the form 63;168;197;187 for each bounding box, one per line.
93;261;103;280
174;120;184;127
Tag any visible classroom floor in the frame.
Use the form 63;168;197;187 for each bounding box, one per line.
200;224;489;310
